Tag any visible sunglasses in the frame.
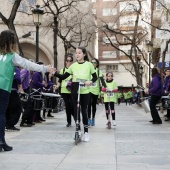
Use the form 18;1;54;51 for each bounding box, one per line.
107;75;113;77
91;62;97;64
66;60;73;62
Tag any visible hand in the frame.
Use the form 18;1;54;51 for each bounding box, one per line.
42;81;47;87
48;65;56;74
112;89;118;92
101;88;106;92
85;81;92;86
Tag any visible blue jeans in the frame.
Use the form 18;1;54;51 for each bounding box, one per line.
0;89;10;140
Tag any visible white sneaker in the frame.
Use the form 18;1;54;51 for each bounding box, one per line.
78;130;81;137
82;132;90;142
112;120;116;126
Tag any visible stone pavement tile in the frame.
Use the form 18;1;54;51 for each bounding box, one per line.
146;164;170;170
62;143;116;164
0;153;19;163
117;164;147;170
0;163;29;170
25;164;57;170
56;163;88;170
117;155;170;165
57;163;116;170
7;140;73;154
3;154;65;164
116;141;170;155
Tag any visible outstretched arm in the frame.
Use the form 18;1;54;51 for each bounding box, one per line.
54;71;70;80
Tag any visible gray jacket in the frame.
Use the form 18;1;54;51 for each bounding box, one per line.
12;53;49;74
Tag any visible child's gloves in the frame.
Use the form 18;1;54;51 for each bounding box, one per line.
101;88;106;92
112;89;118;92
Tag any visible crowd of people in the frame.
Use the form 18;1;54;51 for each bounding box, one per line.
0;29;170;152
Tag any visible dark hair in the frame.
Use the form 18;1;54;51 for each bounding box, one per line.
106;72;113;80
64;54;73;67
0;30;17;54
164;68;170;72
91;58;99;68
65;54;73;62
36;61;44;65
45;72;53;82
77;46;89;61
151;67;159;77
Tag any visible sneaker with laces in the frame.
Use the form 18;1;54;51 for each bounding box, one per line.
112;120;116;126
88;119;91;126
91;118;95;126
82;132;89;142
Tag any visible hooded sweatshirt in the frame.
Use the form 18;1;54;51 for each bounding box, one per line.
149;73;162;96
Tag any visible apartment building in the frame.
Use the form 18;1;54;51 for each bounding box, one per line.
152;0;170;68
92;0;152;88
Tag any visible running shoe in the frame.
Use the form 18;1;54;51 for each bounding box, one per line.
82;132;89;142
112;120;116;126
91;118;95;126
88;119;91;126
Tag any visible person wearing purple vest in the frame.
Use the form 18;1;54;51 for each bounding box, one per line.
20;68;35;127
149;68;163;124
31;62;47;123
163;68;170;121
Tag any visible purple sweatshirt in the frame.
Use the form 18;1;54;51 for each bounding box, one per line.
20;68;30;90
12;67;21;90
31;71;44;91
163;75;170;92
149;73;163;96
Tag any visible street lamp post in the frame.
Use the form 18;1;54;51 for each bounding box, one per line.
32;5;44;62
146;41;153;86
139;65;143;85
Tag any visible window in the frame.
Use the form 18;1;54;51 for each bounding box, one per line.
120;16;137;26
108;22;117;29
156;1;162;10
19;0;36;12
103;8;117;16
103;51;117;58
92;9;96;14
106;65;118;72
103;37;116;44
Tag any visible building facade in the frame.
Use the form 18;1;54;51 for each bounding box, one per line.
92;0;152;89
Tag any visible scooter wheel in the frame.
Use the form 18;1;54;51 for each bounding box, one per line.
108;121;111;129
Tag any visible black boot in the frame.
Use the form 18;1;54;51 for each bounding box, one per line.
47;112;54;117
0;139;13;152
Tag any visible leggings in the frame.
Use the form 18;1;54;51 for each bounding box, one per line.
0;89;10;141
61;93;74;124
6;90;22;127
104;102;115;120
88;93;98;119
72;93;89;133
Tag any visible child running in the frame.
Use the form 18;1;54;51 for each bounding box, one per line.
0;30;55;152
54;47;97;142
102;72;118;126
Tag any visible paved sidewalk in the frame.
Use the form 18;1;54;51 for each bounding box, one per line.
0;103;170;170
